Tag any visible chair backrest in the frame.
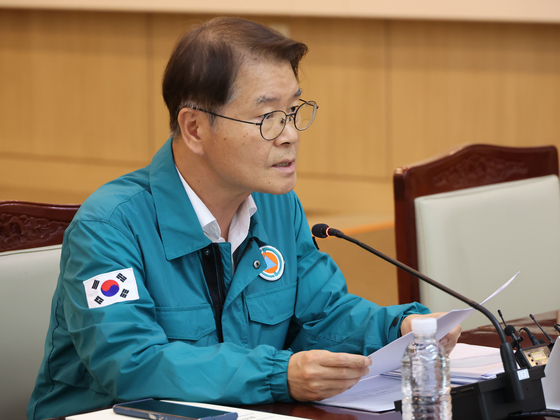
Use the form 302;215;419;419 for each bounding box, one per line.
0;201;79;420
394;144;560;328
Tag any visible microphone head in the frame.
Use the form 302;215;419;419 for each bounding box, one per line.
312;223;330;238
504;325;517;337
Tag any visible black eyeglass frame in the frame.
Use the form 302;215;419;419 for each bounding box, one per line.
191;99;318;141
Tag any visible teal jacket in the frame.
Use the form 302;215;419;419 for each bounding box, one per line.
28;138;428;420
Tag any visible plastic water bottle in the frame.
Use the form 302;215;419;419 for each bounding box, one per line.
401;317;452;420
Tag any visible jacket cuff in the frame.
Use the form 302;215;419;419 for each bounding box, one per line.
269;349;294;402
389;302;430;342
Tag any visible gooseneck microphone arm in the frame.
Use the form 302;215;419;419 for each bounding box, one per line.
311;223;524;401
530;314;554;345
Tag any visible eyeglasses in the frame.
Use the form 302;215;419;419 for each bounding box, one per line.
194;99;318;141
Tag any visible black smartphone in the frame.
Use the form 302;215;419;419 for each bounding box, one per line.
113;399;239;420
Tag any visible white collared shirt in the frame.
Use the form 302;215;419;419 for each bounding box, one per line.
176;167;257;258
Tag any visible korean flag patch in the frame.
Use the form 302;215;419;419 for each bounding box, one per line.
83;267;139;309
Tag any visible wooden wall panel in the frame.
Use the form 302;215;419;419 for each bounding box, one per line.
390;20;560;168
149;13;215;151
0;9;153;202
0;9;152;161
0;154;141;203
292;18;387;179
1;9;560;223
318;226;399;307
290;18;392;218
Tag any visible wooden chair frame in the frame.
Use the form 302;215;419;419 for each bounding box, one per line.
0;201;80;252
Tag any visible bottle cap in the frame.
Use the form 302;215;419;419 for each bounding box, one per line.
411;317;437;335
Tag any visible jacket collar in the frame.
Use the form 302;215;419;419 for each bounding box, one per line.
247;198;269;245
150;138;271;260
149;138;212;260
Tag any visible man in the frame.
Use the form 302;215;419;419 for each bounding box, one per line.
28;17;460;420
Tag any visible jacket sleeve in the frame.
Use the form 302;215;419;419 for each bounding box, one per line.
61;219;292;406
287;195;429;355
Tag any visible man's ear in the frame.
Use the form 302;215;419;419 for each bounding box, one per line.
177;108;208;156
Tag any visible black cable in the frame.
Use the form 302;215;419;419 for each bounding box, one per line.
519;327;542;346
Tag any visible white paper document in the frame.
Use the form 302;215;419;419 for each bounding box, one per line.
318;273;517;412
447;343;504;383
542;338;560;410
318;344;505;412
364;272;517;379
315;374;403;412
381;343;504;384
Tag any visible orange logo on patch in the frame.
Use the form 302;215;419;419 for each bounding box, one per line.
259;245;285;281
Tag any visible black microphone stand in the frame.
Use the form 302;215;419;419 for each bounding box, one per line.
312;223;547;420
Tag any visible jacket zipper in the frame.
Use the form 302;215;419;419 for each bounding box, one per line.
201;244;225;343
234;237;254;271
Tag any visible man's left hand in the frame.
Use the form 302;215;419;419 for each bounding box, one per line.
400;312;462;355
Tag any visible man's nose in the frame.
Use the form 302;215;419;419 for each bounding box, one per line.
275;119;299;145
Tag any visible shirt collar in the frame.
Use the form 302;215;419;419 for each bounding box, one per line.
229;196;258;254
175;166;257;253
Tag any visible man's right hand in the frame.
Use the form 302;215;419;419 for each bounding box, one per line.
287;350;372;401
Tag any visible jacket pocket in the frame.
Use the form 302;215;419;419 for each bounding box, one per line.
156;304;216;340
245;282;297;325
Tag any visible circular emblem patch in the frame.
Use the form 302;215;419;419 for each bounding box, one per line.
258;245;285;281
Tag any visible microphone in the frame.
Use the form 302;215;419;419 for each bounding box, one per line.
530;314;554;346
504;325;520;343
498;309;523;350
311;223;343;239
312;223;547;419
498;311;553;369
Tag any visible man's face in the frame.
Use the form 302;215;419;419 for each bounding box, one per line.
200;59;301;199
